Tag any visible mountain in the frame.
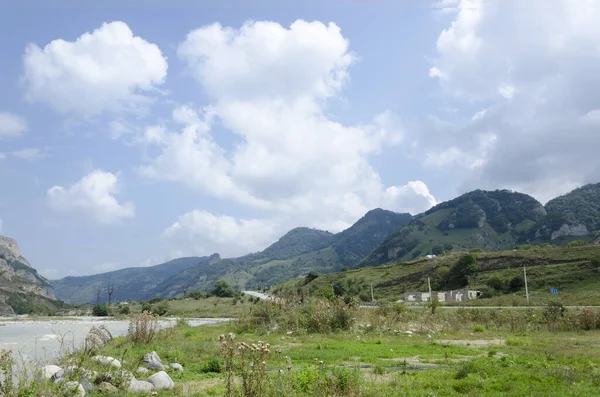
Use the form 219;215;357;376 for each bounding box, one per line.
531;182;600;242
51;256;209;304
361;190;546;267
52;209;412;303
0;235;57;316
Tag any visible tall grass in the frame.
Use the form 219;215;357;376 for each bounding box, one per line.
127;310;160;344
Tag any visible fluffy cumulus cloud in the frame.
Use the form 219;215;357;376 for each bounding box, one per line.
137;20;437;255
424;0;600;203
47;170;134;224
22;21;167;116
164;210;283;257
0;112;27;138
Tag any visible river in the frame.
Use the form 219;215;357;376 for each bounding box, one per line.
0;316;230;366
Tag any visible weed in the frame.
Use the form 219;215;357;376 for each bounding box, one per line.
127;311;159;344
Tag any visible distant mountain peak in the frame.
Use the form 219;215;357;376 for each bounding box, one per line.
208;253;221;264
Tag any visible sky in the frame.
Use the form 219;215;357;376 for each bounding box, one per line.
1;0;600;278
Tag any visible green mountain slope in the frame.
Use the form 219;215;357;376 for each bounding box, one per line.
52;209;412;303
280;245;600;305
531;182;600;242
51;256;208;304
361;190;546;267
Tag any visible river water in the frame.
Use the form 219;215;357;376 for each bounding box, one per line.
0;316;230;366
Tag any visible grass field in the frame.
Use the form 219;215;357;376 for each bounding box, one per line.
280;245;600;306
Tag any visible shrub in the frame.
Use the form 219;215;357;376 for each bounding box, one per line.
154;301;169;316
508;275;525;292
486;276;505;291
202;355;223;373
213;280;235;298
473;324;485;332
141;302;152;313
92;304;109;317
118;305;131;315
128;311;159;344
149;296;163;304
305;271;319;284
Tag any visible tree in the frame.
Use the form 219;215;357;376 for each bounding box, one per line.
305;271;319;284
486;276;505;291
508;275;525;292
432;266;450;290
92;304;109;317
449;254;479;288
212;280;235;298
333;281;347;297
432;245;444;256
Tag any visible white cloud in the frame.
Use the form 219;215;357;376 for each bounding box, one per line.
0;112;27;138
22;21;167;117
139;19;439;256
47;170;134;224
164;210;282;257
424;0;600;201
12;147;50;161
0;217;3;233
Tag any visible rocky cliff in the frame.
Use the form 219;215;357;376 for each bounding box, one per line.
0;235;56;315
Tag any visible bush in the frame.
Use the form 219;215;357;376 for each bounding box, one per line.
305;271;319;284
213;280;235;298
473;324;485;332
118;305;131;315
486;276;505;291
508;275;525;292
141;302;152;313
128;311;159;344
202;355;222;373
92;304;109;317
153;301;169;316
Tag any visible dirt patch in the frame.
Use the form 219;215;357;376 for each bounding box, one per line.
436;339;505;347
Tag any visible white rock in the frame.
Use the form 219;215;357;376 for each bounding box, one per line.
64;381;86;397
146;371;174;390
136;367;149;374
42;365;62;380
92;355;121;368
128;379;155;393
143;351;162;364
169;363;183;372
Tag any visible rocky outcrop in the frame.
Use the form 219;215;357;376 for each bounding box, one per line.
0;234;57;315
550;223;589;240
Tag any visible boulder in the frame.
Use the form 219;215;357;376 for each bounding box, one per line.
143;351;164;370
79;377;95;391
136;367;149;374
51;369;65;383
63;381;86;397
146;371;174;390
128;379;155;393
169;363;183;372
92;356;121;368
42;365;62;380
98;382;118;392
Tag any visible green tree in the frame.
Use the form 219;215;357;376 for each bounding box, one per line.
449;254;479;288
305;271;319;284
486;276;505;291
432;245;444;256
92;304;109;317
508;275;525;292
212;280;235;298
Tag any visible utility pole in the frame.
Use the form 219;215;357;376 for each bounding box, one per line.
107;285;115;306
370;283;374;303
428;276;432;300
523;266;529;306
96;287;101;306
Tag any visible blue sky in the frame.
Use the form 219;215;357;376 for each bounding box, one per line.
1;0;599;278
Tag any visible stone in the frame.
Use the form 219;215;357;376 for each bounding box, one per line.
63;381;86;397
42;365;62;380
51;369;65;383
92;356;121;368
169;363;183;372
128;379;155;393
146;371;174;390
79;377;95;391
144;351;164;370
98;382;118;392
143;351;162;364
147;361;164;370
136;367;149;374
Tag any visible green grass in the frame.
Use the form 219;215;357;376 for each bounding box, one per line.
70;307;600;396
279;245;600;305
